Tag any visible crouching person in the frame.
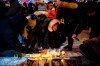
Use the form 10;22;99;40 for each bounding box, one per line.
22;15;38;49
23;14;48;50
45;19;65;49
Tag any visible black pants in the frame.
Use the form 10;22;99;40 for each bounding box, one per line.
64;23;76;51
64;32;73;51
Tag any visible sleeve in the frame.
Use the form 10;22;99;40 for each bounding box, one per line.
73;23;81;35
59;1;78;9
73;18;84;35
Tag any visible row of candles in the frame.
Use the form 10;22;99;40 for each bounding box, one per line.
29;49;65;59
25;49;67;66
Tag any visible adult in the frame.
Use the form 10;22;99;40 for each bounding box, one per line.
0;0;34;57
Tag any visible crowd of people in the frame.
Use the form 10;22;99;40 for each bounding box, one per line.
0;0;100;65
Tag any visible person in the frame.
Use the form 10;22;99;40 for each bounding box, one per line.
85;1;99;38
23;14;48;50
0;0;34;57
56;0;82;51
45;19;65;49
22;2;28;16
22;15;37;49
47;1;57;21
28;3;37;14
37;2;47;11
79;37;100;65
36;14;48;49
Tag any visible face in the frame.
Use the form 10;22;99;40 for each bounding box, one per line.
32;5;35;9
52;24;58;31
48;4;53;9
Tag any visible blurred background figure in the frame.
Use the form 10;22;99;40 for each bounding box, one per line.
28;3;37;14
22;2;28;16
85;0;100;38
47;1;57;21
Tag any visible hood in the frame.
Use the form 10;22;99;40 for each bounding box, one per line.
48;19;60;32
34;11;48;17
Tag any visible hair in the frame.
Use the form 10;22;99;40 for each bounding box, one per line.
52;22;59;30
48;1;53;4
31;14;36;20
36;14;47;23
10;0;16;4
53;22;59;26
23;2;27;7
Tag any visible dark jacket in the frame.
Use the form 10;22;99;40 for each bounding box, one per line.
56;1;83;35
45;24;66;49
0;1;34;53
0;1;7;21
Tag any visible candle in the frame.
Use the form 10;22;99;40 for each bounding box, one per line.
48;58;52;66
61;51;65;55
61;59;66;66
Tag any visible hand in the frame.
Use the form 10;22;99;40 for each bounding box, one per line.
60;18;64;24
22;33;28;39
72;34;77;40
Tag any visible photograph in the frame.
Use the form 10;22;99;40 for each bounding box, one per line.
0;0;100;66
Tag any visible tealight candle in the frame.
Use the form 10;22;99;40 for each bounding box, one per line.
61;51;65;55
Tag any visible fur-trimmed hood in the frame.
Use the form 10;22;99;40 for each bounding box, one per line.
34;11;48;17
48;19;60;32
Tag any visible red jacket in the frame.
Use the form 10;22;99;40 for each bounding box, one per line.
47;8;56;21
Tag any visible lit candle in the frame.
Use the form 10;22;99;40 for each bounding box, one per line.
61;59;66;66
61;51;65;55
48;57;52;66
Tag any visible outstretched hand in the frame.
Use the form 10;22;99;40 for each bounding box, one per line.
72;34;77;40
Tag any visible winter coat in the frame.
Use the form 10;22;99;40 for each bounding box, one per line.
0;1;34;53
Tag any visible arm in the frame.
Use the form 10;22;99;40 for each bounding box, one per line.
72;23;82;40
57;1;78;9
22;26;28;39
